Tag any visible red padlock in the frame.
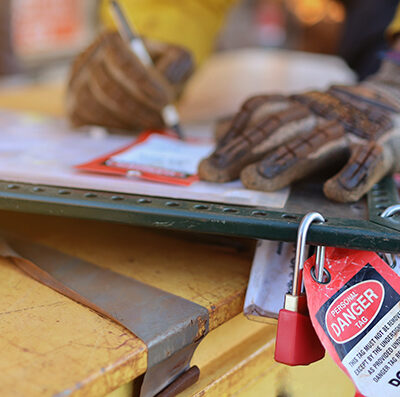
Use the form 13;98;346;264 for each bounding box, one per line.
274;212;325;366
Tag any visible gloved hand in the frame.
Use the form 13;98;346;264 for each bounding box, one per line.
66;31;194;131
199;58;400;202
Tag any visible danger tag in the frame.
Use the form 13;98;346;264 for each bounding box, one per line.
303;248;400;397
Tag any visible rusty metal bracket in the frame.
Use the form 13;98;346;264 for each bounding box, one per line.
1;234;209;397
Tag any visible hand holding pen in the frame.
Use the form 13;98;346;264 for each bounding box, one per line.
110;0;186;139
66;2;193;136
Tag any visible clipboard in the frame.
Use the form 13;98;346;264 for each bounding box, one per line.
0;175;398;253
0;109;398;252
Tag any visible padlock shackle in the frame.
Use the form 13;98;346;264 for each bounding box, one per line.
315;245;326;283
380;204;400;218
292;212;325;296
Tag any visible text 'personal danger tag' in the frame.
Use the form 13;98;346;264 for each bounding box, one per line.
303;248;400;397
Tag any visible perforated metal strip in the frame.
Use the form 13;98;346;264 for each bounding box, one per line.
0;178;398;251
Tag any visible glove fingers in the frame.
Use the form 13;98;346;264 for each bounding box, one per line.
217;95;288;147
67;82;132;130
103;32;171;110
240;120;347;191
214;115;235;143
67;32;118;127
199;102;312;182
87;58;165;130
67;31;170;130
68;32;106;88
323;141;394;202
213;96;290;148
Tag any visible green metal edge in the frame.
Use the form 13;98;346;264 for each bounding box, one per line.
0;180;398;252
368;176;400;232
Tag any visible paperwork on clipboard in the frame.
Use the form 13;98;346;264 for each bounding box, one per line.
0;110;290;208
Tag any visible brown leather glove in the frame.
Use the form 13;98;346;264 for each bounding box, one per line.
199;59;400;203
66;31;194;131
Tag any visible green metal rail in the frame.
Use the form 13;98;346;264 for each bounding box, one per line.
0;177;398;252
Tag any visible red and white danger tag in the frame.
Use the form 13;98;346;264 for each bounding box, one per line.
303;248;400;397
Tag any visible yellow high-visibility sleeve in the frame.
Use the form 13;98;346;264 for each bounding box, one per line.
100;0;237;64
387;4;400;42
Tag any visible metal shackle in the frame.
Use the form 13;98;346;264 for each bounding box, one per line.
381;204;400;218
292;212;325;296
315;245;327;283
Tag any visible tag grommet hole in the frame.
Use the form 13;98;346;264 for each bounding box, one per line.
310;266;331;284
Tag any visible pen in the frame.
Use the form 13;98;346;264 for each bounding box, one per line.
110;0;184;139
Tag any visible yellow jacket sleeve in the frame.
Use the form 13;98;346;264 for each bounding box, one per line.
100;0;237;65
387;4;400;42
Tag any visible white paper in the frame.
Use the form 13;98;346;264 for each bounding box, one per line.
0;110;290;208
109;134;213;175
244;240;296;321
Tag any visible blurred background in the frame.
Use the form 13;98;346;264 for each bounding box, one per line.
0;0;346;82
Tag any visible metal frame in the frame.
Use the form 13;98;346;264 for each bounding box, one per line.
368;177;400;232
0;177;398;252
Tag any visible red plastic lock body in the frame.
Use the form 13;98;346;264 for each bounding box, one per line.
274;295;325;366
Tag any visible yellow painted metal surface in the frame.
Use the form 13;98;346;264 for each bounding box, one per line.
0;210;253;396
106;382;133;397
105;314;355;397
0;83;64;116
0;211;253;331
182;314;355;397
0;258;147;397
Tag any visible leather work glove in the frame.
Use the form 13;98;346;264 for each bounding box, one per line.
199;58;400;202
66;31;194;131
